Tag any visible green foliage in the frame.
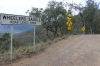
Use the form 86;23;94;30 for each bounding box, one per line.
0;33;10;51
83;0;98;33
71;15;83;34
0;33;24;54
70;0;100;34
42;1;67;37
93;9;100;33
29;7;43;17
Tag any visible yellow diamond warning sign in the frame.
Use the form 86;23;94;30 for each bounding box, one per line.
81;27;85;32
67;14;72;19
68;27;71;30
66;21;72;27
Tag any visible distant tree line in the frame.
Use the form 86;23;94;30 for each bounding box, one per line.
28;0;100;37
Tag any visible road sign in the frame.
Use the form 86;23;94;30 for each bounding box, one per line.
67;17;71;20
68;27;71;30
81;27;85;31
0;13;41;25
67;14;72;19
66;21;72;27
66;13;73;31
66;22;71;27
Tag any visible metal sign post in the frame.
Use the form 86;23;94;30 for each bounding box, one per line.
81;26;85;34
34;26;36;51
83;31;84;34
10;25;13;60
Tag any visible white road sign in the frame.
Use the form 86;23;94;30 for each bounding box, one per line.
0;13;41;25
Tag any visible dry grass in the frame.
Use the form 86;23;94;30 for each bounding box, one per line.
0;35;68;65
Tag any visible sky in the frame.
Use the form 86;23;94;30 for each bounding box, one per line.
0;0;87;15
0;0;99;33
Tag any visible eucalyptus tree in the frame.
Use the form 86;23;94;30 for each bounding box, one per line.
93;9;100;34
42;1;67;37
71;0;99;34
29;7;43;18
83;0;99;34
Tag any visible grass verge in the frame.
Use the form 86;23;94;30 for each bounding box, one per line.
0;35;68;65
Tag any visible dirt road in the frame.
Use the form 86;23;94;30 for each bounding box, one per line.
5;35;100;66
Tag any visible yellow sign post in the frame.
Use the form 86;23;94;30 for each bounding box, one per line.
67;14;72;19
66;14;72;31
81;26;85;34
66;21;72;26
68;27;71;30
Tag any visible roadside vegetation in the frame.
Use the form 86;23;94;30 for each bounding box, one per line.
0;33;68;65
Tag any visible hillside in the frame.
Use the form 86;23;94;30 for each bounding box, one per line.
15;25;53;44
0;33;4;37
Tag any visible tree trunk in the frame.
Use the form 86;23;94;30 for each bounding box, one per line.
59;27;63;36
55;28;59;37
90;24;93;34
46;29;50;38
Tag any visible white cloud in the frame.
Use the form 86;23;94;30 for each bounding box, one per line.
0;0;99;15
0;0;49;15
